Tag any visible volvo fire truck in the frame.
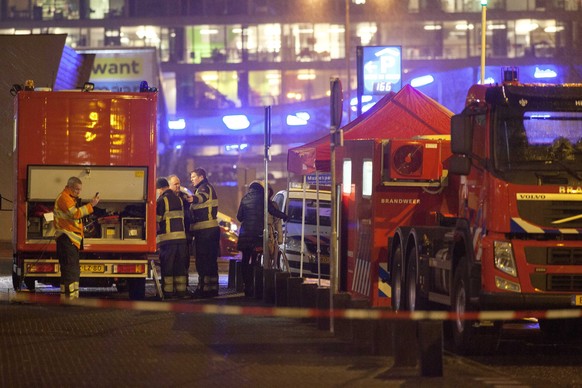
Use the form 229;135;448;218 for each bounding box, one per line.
12;86;158;299
340;71;582;352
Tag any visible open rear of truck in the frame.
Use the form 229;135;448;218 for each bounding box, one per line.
12;89;158;299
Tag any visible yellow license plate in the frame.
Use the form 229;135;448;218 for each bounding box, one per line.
572;295;582;306
80;264;105;273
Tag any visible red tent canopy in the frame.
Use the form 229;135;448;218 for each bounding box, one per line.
287;84;454;174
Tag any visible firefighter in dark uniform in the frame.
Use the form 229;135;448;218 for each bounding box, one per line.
188;168;220;298
168;174;194;260
156;177;190;298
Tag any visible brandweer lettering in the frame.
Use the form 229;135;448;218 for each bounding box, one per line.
381;198;420;204
559;186;582;194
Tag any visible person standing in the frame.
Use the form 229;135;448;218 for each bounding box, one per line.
156;177;190;298
168;174;193;200
188;168;220;298
53;176;100;300
168;174;193;259
236;181;287;296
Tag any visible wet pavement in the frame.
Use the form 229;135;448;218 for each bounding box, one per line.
0;243;534;387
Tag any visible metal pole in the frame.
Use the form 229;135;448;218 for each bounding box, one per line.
329;77;343;334
300;176;306;277
480;1;487;84
263;106;271;269
330;126;337;334
345;0;351;123
315;170;321;286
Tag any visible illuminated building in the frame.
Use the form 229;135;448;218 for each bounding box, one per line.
1;0;581;194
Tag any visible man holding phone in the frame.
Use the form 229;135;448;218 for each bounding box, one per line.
53;176;100;300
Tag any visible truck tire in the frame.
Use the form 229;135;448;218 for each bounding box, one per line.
391;246;404;311
406;246;428;311
12;271;22;291
24;278;36;291
128;278;146;300
451;259;499;355
11;270;35;291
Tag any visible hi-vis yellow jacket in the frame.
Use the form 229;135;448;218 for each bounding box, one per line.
54;186;94;249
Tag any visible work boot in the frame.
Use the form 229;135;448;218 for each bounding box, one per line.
192;288;205;299
175;289;195;299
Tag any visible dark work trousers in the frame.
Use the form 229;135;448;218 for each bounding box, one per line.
193;226;220;295
159;242;190;295
241;247;261;296
56;234;81;298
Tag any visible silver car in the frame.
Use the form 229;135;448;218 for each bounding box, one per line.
272;188;331;279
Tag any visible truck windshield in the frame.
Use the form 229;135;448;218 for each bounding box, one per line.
493;110;582;177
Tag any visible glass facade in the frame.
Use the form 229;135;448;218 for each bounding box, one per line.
2;1;578;108
1;0;581;190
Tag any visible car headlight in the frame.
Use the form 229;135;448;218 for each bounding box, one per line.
494;241;517;277
284;238;303;253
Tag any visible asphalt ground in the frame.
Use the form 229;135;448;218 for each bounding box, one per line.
0;243;533;387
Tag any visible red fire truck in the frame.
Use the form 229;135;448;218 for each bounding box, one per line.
340;74;582;352
12;86;158;299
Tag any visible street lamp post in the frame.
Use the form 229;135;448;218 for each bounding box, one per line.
345;0;351;122
480;0;487;84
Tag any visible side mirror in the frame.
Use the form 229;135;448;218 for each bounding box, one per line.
448;155;471;175
450;114;474;155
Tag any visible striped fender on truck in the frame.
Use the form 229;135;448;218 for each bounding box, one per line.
511;217;582;234
378;262;390;298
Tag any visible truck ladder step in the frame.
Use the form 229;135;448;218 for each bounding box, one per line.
150;259;163;300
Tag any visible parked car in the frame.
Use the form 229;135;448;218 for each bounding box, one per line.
272;188;331;278
217;211;239;257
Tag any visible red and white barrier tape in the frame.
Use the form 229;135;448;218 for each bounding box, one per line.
5;291;582;321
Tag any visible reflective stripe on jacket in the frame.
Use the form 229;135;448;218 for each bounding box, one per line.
54;186;93;249
189;178;219;231
156;189;187;245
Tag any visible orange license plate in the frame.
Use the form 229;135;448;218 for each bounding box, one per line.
80;264;105;273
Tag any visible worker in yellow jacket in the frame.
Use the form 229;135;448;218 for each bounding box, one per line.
54;176;100;300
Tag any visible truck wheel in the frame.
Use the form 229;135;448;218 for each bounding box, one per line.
406;246;428;311
116;279;128;293
451;260;474;352
12;269;35;291
24;278;36;291
12;271;22;291
128;278;146;300
451;259;499;355
391;246;404;311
